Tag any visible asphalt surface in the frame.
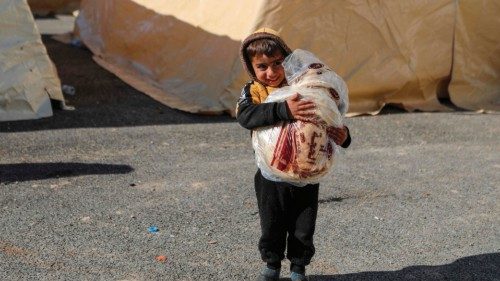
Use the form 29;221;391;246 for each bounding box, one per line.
0;16;499;281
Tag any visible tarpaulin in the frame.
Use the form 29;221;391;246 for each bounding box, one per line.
448;0;500;112
75;0;500;116
0;0;64;121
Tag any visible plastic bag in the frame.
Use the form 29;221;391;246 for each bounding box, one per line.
252;49;349;186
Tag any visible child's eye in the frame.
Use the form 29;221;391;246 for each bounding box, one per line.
257;64;267;70
275;60;283;66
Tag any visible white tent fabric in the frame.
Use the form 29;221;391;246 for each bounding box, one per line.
74;0;499;116
0;0;64;121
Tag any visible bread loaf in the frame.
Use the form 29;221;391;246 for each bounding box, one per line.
252;49;349;186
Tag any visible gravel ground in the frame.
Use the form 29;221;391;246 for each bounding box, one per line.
0;17;499;281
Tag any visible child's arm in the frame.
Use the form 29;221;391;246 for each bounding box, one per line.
327;126;351;148
236;83;316;129
285;93;317;122
236;82;289;129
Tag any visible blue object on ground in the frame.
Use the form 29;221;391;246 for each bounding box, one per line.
148;226;159;233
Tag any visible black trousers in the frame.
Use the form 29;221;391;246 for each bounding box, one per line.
254;169;319;266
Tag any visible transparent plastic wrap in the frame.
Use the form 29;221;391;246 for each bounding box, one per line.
252;49;349;186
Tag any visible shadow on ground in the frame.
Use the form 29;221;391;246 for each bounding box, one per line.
279;253;499;281
0;162;133;183
0;35;234;133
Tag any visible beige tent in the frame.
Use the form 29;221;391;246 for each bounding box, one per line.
0;0;65;121
449;0;500;112
73;0;499;116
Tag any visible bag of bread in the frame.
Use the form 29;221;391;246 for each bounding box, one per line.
252;49;348;186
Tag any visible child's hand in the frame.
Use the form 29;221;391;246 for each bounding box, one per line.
327;126;348;145
286;93;316;122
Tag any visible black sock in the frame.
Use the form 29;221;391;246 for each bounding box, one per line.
290;263;305;275
267;261;281;270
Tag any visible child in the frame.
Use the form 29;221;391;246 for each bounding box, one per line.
236;28;351;281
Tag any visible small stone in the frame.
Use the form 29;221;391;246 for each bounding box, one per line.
155;255;167;262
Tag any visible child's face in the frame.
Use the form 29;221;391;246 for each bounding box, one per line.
251;52;285;87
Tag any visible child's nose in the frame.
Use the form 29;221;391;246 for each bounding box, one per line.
267;67;277;77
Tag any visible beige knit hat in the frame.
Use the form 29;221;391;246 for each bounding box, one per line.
240;28;292;80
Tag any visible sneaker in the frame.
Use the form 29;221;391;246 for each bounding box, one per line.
257;266;280;281
290;271;308;281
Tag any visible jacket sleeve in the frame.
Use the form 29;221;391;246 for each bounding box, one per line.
236;82;292;130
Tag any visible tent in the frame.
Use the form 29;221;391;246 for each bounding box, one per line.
449;0;500;111
0;0;65;121
74;0;500;116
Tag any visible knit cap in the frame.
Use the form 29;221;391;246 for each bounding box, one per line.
239;28;292;80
